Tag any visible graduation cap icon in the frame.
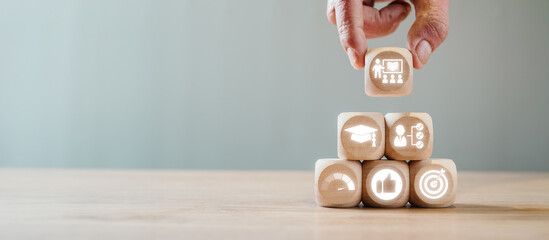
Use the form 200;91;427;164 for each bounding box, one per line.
344;125;378;147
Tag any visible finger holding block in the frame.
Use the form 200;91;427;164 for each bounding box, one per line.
362;160;409;208
315;159;362;208
338;112;385;160
409;159;457;208
385;113;433;160
365;47;413;97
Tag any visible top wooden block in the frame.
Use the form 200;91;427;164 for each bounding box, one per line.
365;47;413;97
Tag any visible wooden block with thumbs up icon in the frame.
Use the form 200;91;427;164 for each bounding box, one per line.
362;160;409;208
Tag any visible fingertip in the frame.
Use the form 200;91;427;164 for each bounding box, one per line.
346;47;365;70
411;53;424;69
327;10;337;25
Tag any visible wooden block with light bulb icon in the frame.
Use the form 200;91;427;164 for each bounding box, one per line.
365;47;413;97
384;112;433;160
362;160;409;208
338;112;385;160
409;159;457;208
315;159;362;208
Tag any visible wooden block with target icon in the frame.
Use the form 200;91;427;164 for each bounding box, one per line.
362;160;409;208
384;113;433;160
315;159;362;208
409;159;457;208
365;47;413;97
338;112;385;160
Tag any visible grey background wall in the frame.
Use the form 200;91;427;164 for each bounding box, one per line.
0;0;548;171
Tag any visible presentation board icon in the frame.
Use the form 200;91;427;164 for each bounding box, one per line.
365;47;413;97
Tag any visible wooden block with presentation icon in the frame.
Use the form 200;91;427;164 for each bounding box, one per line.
365;47;413;97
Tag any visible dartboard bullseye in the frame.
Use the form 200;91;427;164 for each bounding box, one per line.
419;168;449;200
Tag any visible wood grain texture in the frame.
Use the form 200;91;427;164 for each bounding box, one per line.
0;169;548;240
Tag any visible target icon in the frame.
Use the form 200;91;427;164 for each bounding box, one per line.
419;168;449;199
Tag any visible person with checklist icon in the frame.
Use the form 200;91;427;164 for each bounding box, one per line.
394;125;407;147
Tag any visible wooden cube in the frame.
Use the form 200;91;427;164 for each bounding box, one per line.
315;159;362;208
365;47;413;97
362;160;409;208
385;113;433;160
409;159;457;208
338;112;385;160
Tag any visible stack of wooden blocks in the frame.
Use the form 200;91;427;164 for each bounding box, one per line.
315;48;457;208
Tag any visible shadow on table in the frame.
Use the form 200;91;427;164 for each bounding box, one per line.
316;203;549;215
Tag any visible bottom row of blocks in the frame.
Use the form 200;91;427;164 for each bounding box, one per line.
315;158;457;208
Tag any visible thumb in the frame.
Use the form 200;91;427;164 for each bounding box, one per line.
384;173;392;182
407;0;450;69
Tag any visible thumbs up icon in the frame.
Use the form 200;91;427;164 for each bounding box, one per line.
376;173;396;193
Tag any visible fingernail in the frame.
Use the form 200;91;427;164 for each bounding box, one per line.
415;40;432;65
346;48;359;68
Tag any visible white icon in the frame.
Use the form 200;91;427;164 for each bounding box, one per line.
322;173;356;191
370;169;403;201
372;59;385;78
345;125;378;147
394;125;407;147
372;58;403;84
394;123;424;149
419;168;449;199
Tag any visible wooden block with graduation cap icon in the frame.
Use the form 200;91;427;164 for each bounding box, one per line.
338;112;385;160
409;159;457;208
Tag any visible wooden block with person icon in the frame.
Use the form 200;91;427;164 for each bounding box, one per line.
362;160;410;208
365;47;413;97
385;112;433;160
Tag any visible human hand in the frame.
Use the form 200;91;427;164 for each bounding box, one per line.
327;0;449;69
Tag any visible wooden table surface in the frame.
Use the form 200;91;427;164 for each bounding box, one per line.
0;169;548;239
